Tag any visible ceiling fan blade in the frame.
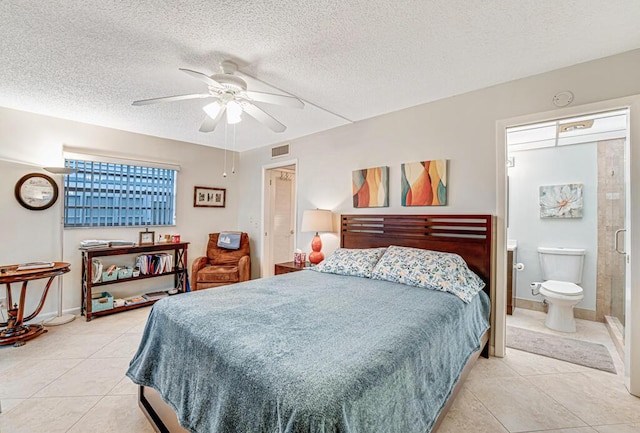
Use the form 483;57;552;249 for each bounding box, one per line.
132;93;211;106
244;90;304;109
199;106;226;133
179;68;222;88
242;103;287;133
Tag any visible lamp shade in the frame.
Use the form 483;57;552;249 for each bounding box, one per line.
301;209;333;233
203;101;222;119
226;100;243;124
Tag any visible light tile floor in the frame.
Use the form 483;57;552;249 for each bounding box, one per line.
440;309;640;433
0;307;639;433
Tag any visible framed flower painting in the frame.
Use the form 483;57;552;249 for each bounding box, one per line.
539;184;583;218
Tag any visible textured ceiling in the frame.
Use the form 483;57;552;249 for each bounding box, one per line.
1;1;640;151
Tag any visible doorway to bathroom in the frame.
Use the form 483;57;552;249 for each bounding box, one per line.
505;109;628;371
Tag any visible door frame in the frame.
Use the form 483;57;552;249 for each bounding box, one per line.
260;158;298;278
496;94;640;396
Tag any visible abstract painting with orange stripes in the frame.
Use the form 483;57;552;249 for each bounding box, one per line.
352;166;389;208
401;160;447;206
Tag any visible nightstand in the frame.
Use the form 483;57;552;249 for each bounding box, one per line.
274;261;312;275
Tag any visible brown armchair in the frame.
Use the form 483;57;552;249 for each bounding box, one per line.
191;233;251;290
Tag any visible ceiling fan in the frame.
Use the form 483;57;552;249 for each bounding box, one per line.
132;60;304;133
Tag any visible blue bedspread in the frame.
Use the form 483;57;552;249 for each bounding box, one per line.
127;270;490;433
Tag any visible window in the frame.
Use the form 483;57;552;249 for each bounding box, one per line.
507;109;628;152
63;157;177;228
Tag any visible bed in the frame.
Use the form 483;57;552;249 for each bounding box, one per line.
128;214;494;433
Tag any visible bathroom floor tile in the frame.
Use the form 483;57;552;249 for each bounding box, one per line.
532;371;640;425
502;348;590;375
466;376;586;432
506;309;625;379
508;309;614;347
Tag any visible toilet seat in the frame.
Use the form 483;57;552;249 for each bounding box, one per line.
541;280;583;297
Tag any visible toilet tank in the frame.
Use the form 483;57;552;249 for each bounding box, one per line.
538;247;586;284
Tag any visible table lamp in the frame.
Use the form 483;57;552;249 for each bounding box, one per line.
301;209;333;264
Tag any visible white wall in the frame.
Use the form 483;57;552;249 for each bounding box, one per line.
239;100;503;277
0;107;239;319
238;49;640;279
507;144;598;310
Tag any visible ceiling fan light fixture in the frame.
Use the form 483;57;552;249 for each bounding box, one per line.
203;101;222;119
134;60;301;133
226;100;243;124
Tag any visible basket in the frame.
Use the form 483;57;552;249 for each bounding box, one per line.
117;267;133;279
102;268;119;282
91;292;114;312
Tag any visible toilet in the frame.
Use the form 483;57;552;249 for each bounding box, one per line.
533;247;586;333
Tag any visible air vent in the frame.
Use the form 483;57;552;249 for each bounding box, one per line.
271;143;290;158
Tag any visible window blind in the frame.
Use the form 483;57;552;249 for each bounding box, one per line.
63;158;177;228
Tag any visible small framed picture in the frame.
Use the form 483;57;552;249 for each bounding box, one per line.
139;230;155;245
194;186;226;208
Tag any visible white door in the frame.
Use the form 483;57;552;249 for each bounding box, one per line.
270;170;295;266
262;165;296;277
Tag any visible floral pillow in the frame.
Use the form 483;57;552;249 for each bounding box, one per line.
371;245;485;303
312;248;387;278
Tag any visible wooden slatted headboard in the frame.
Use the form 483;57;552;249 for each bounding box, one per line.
340;214;494;296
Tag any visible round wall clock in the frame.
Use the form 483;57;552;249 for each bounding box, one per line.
14;173;59;211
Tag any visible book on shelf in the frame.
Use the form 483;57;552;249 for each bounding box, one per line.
142;290;169;301
108;240;136;247
124;296;147;306
80;239;136;249
16;261;55;271
79;240;110;249
135;253;173;276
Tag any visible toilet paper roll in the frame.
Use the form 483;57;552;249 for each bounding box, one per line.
514;262;525;271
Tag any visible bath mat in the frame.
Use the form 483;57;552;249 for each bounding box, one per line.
506;326;616;374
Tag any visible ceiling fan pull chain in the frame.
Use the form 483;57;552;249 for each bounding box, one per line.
232;124;236;174
223;122;228;178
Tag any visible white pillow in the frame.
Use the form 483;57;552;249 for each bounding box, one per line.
371;245;485;303
312;248;387;278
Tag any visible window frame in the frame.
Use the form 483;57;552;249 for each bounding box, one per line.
62;154;178;228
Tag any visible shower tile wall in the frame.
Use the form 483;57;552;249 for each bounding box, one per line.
596;138;625;323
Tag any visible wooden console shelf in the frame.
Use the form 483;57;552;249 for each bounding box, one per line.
81;242;189;321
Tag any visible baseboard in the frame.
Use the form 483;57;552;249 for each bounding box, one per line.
515;298;598;321
515;298;546;313
573;308;597;321
29;307;82;324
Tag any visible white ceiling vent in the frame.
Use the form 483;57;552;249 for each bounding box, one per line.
271;143;290;158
